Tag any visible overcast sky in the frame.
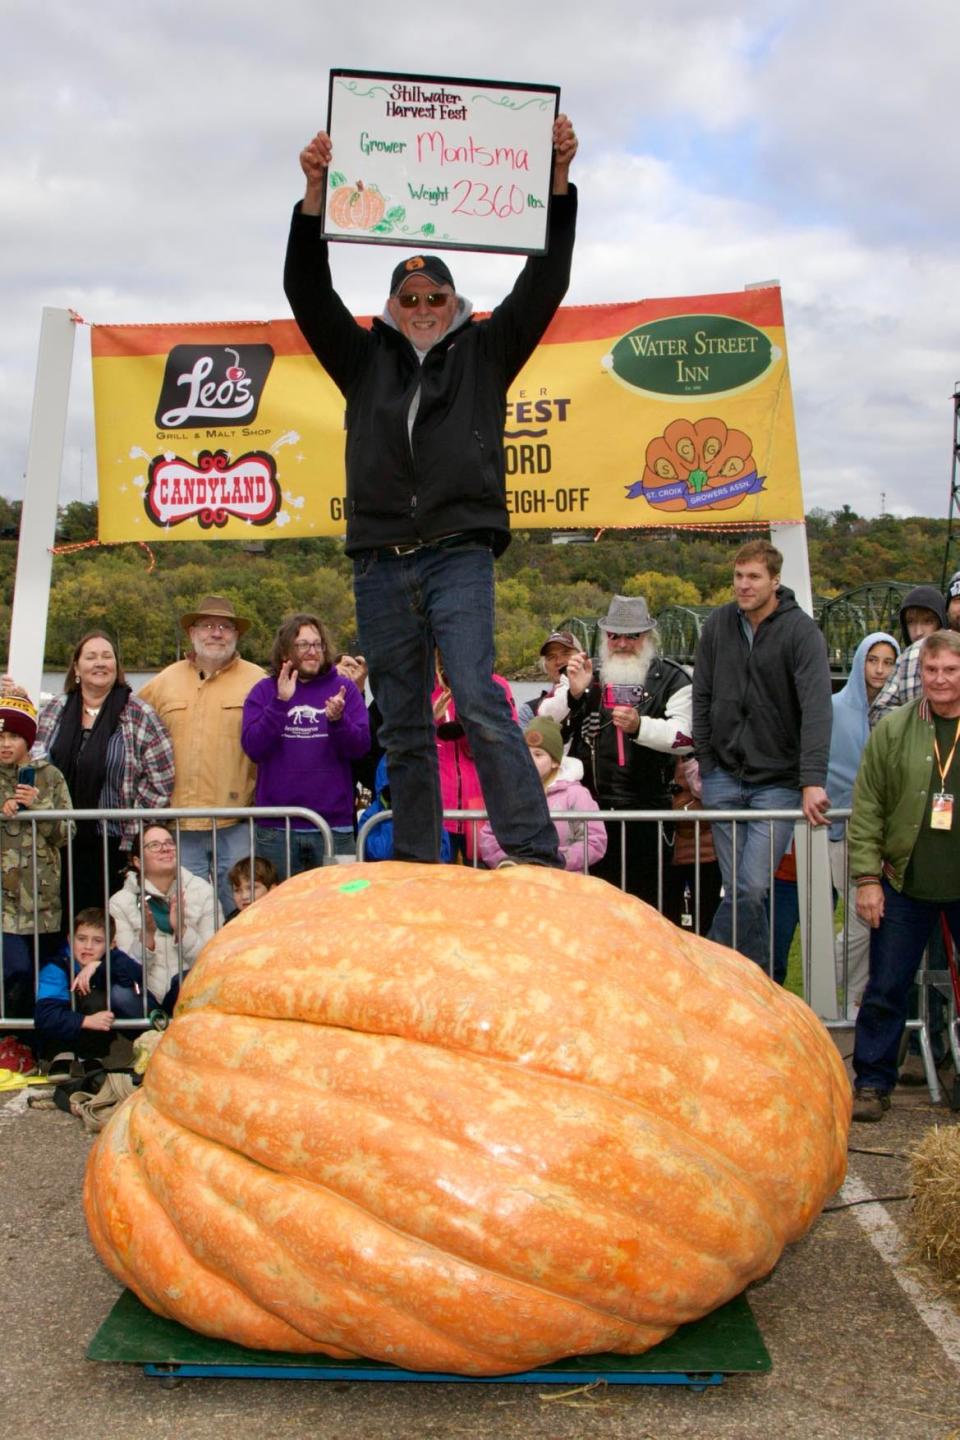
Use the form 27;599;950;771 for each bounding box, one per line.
5;0;959;519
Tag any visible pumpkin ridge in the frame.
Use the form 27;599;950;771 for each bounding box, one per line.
144;1037;779;1321
172;975;845;1232
152;1007;800;1226
129;1094;669;1370
86;864;851;1374
87;1099;324;1352
144;1013;788;1319
152;1019;787;1220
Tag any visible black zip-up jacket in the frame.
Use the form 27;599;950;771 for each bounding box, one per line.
568;662;692;807
692;586;832;789
283;190;577;556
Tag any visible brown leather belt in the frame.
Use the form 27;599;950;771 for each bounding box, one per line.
376;530;494;558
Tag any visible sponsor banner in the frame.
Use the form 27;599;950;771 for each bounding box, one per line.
323;70;558;254
92;286;803;542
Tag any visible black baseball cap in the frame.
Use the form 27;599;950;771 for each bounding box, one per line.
390;254;456;295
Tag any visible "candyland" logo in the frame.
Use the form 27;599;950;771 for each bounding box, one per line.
145;450;281;529
155;345;274;429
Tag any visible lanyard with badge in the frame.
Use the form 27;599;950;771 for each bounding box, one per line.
931;717;960;830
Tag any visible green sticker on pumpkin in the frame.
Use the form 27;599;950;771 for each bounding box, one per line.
338;879;371;893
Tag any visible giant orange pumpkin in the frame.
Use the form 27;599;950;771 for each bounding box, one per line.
84;864;849;1375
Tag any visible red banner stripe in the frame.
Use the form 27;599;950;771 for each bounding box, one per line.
90;288;784;360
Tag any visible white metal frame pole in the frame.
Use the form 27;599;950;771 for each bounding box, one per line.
770;522;835;1017
8;308;76;701
771;520;814;616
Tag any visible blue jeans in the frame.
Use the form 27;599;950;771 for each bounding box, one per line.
771;877;799;987
255;823;353;880
701;768;800;970
853;882;960;1093
353;543;559;866
3;933;59;1019
178;823;253;919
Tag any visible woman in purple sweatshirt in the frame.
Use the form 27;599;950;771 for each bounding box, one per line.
242;613;370;876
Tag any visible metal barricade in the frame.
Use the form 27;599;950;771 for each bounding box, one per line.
0;805;329;1035
5;802;957;1103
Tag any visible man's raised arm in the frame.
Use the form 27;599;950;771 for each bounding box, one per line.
299;130;332;217
551;113;577;195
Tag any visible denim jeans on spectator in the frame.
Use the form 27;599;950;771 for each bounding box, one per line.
178;823;252;919
353;543;559;866
255;823;353;880
701;768;800;970
853;881;960;1093
3;932;59;1020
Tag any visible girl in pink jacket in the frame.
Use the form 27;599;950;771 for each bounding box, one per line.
432;660;517;861
479;716;607;872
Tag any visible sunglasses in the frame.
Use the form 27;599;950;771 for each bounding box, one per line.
610;631;644;641
396;291;451;309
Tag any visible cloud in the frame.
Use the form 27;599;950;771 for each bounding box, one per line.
3;0;958;524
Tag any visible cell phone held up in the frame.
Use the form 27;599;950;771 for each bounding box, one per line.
16;765;35;811
603;685;645;769
146;896;174;935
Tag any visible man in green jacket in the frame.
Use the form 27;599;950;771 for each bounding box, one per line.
849;629;960;1121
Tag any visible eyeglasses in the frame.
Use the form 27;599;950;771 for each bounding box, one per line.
143;840;176;853
396;291;451;309
611;632;644;641
293;640;324;653
194;620;237;634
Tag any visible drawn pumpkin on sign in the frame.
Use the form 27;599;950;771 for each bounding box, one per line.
328;179;386;231
641;418;756;512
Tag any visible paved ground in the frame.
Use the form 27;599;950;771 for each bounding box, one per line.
1;1055;958;1440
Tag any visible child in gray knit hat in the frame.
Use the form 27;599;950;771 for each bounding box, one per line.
479;716;607;872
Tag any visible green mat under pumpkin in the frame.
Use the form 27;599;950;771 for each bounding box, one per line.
87;1287;771;1387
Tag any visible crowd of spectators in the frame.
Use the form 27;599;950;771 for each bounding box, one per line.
0;561;958;1119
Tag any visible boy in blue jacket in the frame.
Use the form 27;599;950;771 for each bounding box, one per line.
34;907;146;1063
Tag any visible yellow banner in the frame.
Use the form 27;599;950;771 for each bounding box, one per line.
93;286;803;542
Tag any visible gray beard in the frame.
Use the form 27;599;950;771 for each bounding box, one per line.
600;646;654;688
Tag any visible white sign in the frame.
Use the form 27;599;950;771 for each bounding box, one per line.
322;70;559;255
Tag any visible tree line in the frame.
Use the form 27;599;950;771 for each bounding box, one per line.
0;497;950;675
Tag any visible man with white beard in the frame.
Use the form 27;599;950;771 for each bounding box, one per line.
567;595;693;914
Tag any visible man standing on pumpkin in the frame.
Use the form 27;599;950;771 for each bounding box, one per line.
284;116;577;865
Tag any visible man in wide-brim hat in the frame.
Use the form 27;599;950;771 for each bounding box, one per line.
140;595;263;915
178;594;251;636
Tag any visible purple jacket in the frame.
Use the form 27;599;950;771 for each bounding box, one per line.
241;671;370;828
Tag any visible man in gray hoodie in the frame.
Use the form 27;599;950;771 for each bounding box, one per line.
692;539;833;968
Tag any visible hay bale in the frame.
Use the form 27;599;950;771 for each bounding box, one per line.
909;1125;960;1291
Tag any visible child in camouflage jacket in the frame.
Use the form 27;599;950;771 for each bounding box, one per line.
0;694;72;1035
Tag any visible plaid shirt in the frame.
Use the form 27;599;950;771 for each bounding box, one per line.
869;640;922;728
34;693;175;848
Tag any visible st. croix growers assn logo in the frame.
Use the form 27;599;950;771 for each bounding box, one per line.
602;313;781;516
